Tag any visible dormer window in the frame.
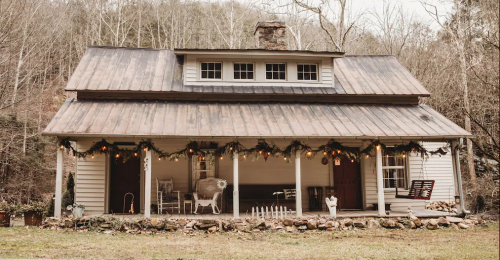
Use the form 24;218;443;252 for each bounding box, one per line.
297;64;317;80
201;62;222;79
234;63;254;80
266;63;286;80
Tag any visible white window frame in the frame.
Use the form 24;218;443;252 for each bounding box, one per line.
382;152;409;191
297;63;318;81
265;63;287;81
233;62;255;81
199;62;223;80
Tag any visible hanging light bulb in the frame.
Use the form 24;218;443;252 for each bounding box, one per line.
59;145;64;150
220;156;223;160
229;147;233;151
158;157;161;161
189;149;193;153
175;158;179;162
115;154;120;158
307;152;312;156
284;157;287;161
402;154;406;158
91;155;95;159
259;150;262;155
267;152;271;155
366;155;369;158
323;152;327;156
376;145;380;150
337;150;341;153
143;148;147;151
134;153;138;157
351;159;354;163
243;155;247;159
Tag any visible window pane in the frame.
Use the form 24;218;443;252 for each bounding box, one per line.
266;72;272;79
215;71;221;79
201;71;207;78
279;64;285;71
273;72;278;79
241;64;246;70
311;65;317;72
311;73;317;80
304;65;310;72
247;72;253;79
279;71;285;79
208;71;214;78
234;63;240;71
248;64;253;71
201;63;207;70
208;63;214;70
234;72;240;79
215;63;221;70
273;64;279;71
298;64;304;72
266;64;272;71
241;72;248;79
298;73;303;80
304;73;310;80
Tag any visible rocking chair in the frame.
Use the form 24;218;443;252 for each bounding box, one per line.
193;177;226;214
396;180;435;200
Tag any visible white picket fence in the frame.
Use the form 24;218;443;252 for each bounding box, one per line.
250;206;295;219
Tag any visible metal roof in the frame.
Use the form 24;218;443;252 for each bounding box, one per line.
42;99;470;138
65;46;429;96
334;56;430;96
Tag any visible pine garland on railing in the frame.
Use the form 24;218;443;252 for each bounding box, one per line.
58;138;449;164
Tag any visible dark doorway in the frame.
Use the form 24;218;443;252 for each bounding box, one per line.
333;155;362;210
109;156;141;214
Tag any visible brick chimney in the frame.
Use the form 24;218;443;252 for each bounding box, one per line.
253;21;287;50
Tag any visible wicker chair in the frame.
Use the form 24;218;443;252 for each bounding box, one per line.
156;178;180;214
193;177;226;214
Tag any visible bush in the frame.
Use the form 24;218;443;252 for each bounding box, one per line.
62;173;75;208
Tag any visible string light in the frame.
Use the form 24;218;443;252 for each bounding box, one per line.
220;157;223;160
307;152;312;156
267;152;271;155
189;149;193;153
91;155;94;159
284;157;287;160
376;145;380;150
134;153;138;157
158;157;161;161
143;148;147;151
243;155;247;159
323;152;327;156
59;145;64;150
366;155;369;158
229;147;233;151
351;159;354;162
174;158;179;162
115;154;120;158
259;151;262;155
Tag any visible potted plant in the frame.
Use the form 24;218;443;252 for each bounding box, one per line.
0;202;16;227
67;203;85;218
21;201;46;226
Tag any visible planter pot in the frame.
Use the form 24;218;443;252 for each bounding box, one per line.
73;207;84;218
24;211;43;226
0;211;11;227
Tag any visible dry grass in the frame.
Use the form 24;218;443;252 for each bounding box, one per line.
0;222;498;260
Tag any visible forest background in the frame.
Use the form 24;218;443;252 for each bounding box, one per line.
0;0;497;215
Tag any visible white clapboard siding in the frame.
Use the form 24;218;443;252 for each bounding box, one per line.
363;142;455;211
184;55;333;87
75;140;107;215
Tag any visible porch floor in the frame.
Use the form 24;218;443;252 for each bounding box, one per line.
105;209;457;220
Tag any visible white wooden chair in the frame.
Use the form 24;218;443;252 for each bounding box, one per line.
156;177;180;214
193;177;225;214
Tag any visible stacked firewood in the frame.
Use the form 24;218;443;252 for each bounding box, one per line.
426;201;458;213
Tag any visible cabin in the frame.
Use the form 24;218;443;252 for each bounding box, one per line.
43;21;471;219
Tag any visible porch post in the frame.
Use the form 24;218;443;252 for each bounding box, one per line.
452;140;467;214
54;147;64;218
233;151;239;218
144;149;152;218
376;145;386;216
295;150;302;217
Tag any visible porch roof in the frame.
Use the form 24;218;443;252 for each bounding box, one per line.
42;99;471;138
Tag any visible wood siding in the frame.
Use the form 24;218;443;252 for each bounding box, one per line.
363;142;455;211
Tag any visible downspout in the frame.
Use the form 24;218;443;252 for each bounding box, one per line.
453;139;470;214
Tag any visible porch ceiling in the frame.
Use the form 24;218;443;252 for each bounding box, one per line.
42;99;471;138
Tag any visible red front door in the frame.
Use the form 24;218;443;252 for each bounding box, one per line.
333;157;362;210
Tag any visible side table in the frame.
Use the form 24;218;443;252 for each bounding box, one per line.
184;200;193;214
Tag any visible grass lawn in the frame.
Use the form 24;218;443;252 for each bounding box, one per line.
0;222;498;260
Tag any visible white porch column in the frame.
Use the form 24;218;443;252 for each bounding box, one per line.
233;151;239;218
376;145;386;216
144;149;152;218
295;150;302;217
54;147;64;218
452;140;468;214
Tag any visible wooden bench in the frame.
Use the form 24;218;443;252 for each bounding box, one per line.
225;184;296;213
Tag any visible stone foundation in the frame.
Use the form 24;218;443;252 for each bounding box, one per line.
39;215;484;234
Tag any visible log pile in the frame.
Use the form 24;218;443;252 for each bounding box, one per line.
426;201;458;213
37;215;484;234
